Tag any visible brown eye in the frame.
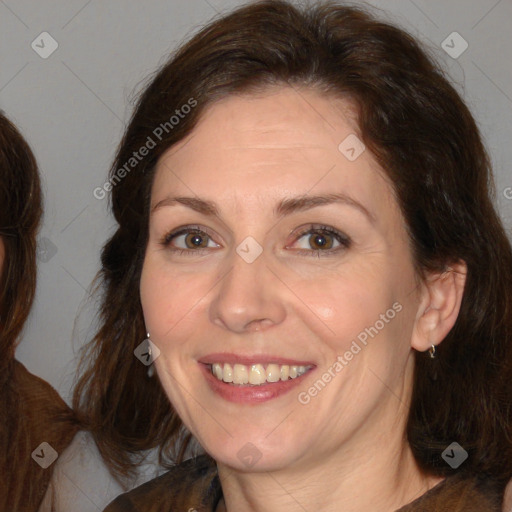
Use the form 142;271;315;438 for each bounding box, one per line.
183;231;209;249
162;226;219;254
308;232;334;250
290;225;351;257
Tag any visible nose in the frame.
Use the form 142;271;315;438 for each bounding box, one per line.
209;247;286;334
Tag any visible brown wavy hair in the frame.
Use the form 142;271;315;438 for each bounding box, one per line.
0;112;43;503
73;0;512;493
0;112;42;363
0;112;79;510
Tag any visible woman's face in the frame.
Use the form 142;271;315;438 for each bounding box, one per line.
140;86;424;471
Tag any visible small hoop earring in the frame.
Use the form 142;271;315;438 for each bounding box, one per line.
428;344;436;359
145;332;155;377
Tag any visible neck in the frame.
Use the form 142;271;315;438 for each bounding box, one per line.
216;442;443;512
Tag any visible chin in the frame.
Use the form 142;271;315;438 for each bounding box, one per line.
201;430;304;473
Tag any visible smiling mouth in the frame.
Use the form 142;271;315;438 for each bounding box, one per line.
210;362;313;386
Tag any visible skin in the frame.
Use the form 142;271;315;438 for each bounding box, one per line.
140;86;466;512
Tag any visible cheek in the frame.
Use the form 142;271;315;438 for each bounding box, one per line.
293;261;394;333
296;259;415;363
139;254;211;347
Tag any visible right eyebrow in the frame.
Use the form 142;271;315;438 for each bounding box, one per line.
151;196;220;217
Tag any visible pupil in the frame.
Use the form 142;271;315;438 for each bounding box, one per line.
313;234;326;248
186;232;205;248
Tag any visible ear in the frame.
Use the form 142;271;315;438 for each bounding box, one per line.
410;261;467;352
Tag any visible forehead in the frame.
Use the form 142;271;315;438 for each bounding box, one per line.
152;86;395;217
163;86;361;162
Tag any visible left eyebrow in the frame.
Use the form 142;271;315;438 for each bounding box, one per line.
275;193;375;224
151;192;375;224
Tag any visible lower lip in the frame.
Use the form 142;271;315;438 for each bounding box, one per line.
200;363;314;404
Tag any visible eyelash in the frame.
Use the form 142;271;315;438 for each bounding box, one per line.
160;224;351;257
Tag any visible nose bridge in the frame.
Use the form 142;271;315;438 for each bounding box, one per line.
210;241;285;332
222;242;267;306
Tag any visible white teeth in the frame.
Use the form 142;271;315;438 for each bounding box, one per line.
213;363;223;380
211;362;310;385
223;363;233;383
266;364;281;383
233;364;249;385
249;364;266;385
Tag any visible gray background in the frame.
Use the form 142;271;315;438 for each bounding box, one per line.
1;0;511;404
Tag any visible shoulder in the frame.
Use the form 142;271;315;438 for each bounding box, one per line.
397;473;502;511
103;455;220;512
1;360;78;512
41;431;126;511
12;360;79;464
42;430;167;512
13;359;74;417
12;360;78;446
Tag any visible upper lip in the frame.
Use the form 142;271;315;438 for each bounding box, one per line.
199;352;316;367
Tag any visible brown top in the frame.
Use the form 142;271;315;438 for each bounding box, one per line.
0;360;79;512
104;454;502;512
